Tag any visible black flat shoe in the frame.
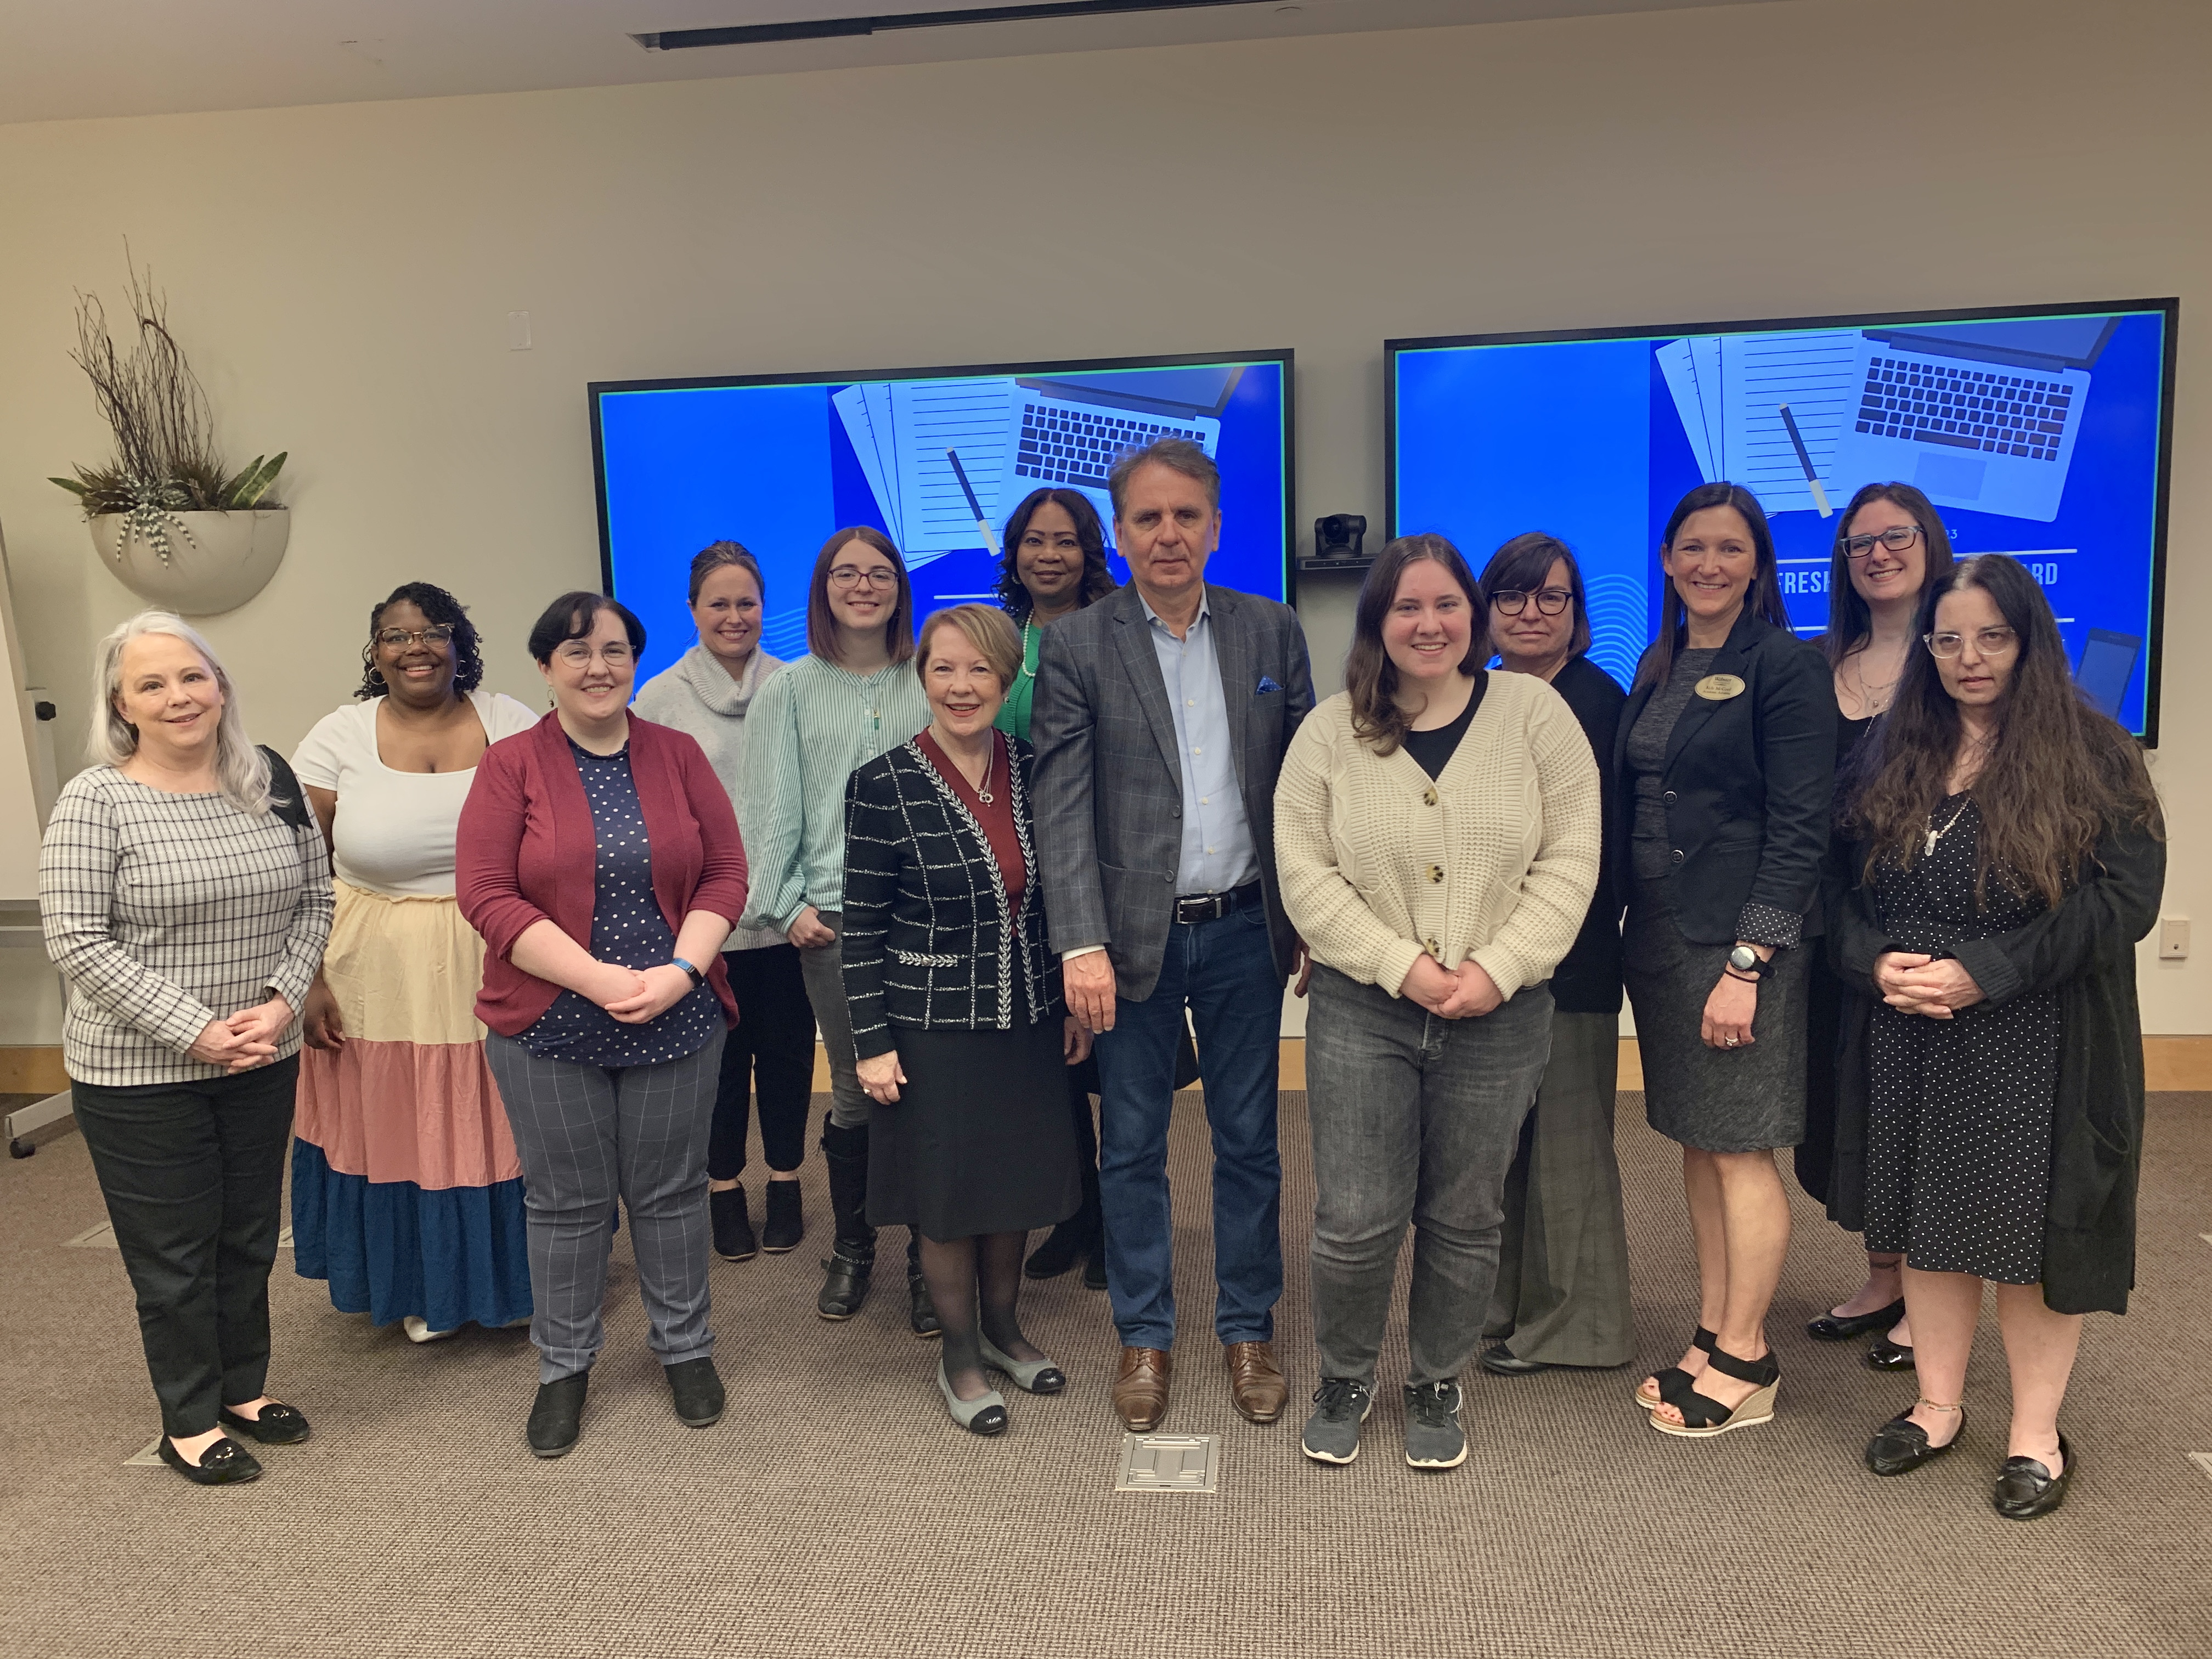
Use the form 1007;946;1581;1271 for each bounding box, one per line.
1993;1435;2074;1520
1864;1406;1965;1476
158;1435;262;1486
760;1180;804;1253
1082;1246;1109;1292
217;1402;311;1445
527;1372;589;1458
1479;1342;1552;1376
710;1187;757;1261
1865;1335;1916;1371
1807;1297;1907;1342
1023;1218;1096;1280
908;1263;943;1339
665;1357;725;1427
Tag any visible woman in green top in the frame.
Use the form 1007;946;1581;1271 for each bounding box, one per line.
992;488;1119;1284
992;489;1116;742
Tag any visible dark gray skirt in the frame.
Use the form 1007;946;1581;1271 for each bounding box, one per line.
1622;878;1808;1153
865;1020;1080;1241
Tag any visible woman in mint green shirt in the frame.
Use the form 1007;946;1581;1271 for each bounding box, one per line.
992;489;1116;742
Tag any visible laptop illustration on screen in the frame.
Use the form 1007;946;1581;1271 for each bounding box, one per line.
1830;315;2118;522
997;366;1244;534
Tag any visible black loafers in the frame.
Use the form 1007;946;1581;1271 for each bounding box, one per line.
159;1435;262;1486
527;1371;589;1458
1865;1335;1916;1371
1993;1435;2074;1520
1807;1298;1908;1342
1082;1247;1109;1292
1864;1407;1964;1476
908;1265;943;1339
218;1402;312;1444
1478;1343;1552;1376
665;1357;726;1427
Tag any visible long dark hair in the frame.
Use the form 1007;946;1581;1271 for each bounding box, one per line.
1345;534;1489;756
356;581;483;701
1479;532;1592;660
805;526;915;667
994;489;1116;620
1639;483;1791;689
1841;555;2162;908
1819;482;1956;668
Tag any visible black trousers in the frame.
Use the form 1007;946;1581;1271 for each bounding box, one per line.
72;1057;298;1437
708;943;818;1180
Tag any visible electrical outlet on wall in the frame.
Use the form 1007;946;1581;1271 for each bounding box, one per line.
2158;917;2190;960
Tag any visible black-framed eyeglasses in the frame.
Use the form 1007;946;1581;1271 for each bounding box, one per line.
1923;627;2018;659
1842;524;1923;560
1490;588;1573;617
828;566;898;590
375;625;455;649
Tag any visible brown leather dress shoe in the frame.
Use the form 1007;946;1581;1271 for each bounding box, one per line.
1224;1340;1288;1424
1111;1347;1172;1431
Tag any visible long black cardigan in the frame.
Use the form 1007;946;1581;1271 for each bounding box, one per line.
1826;822;2165;1314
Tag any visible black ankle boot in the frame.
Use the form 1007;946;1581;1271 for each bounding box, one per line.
761;1179;805;1253
818;1124;877;1320
907;1232;941;1339
710;1187;757;1261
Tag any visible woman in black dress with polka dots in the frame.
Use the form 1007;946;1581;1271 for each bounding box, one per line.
1830;556;2163;1520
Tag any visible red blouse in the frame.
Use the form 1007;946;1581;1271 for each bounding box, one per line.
915;729;1025;910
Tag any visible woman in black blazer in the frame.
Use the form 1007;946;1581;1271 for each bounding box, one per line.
844;605;1088;1439
1618;483;1837;1440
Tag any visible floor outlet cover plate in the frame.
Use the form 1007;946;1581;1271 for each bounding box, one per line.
1115;1432;1220;1493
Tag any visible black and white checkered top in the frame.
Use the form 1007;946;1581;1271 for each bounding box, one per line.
39;766;335;1086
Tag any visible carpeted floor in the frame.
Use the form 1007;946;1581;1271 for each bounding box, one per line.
3;1090;2209;1658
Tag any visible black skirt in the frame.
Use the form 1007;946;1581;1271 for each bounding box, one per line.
865;1020;1080;1240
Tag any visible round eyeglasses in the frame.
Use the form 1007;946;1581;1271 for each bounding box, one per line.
1490;588;1572;617
1923;627;2018;659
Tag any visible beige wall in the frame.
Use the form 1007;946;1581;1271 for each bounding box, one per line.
2;0;2206;1042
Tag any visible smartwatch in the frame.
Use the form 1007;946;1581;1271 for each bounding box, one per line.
1725;944;1775;982
670;956;707;990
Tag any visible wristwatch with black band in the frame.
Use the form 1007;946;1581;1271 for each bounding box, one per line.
670;956;706;990
1725;944;1776;983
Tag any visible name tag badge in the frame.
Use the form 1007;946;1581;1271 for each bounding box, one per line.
1694;673;1746;701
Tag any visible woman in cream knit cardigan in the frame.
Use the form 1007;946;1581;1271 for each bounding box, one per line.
1276;534;1600;1472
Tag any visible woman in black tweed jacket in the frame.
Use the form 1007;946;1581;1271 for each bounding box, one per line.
842;605;1087;1438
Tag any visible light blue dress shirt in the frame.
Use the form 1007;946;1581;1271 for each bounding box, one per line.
1142;592;1259;896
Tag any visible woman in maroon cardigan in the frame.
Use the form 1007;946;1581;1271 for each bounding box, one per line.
458;592;747;1459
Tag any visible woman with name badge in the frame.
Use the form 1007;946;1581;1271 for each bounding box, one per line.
1620;483;1836;1440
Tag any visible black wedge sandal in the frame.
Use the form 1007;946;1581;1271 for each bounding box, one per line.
1633;1326;1717;1412
1649;1344;1780;1439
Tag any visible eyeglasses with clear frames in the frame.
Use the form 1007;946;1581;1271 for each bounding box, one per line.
376;625;456;649
1842;524;1923;560
556;642;634;668
1490;588;1573;617
1923;627;2018;659
829;566;899;590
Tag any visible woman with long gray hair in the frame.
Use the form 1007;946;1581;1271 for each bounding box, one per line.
40;611;334;1486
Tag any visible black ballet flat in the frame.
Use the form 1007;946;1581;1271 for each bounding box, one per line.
1864;1406;1964;1476
217;1402;312;1444
1993;1435;2074;1520
1807;1298;1908;1342
158;1435;263;1486
1864;1335;1916;1372
1479;1343;1552;1376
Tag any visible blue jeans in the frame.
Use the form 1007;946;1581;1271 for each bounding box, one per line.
1094;905;1283;1350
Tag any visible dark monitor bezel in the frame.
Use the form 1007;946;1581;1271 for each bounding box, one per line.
589;346;1299;611
1384;298;2178;745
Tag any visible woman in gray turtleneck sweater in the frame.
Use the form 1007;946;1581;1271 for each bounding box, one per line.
633;542;814;1263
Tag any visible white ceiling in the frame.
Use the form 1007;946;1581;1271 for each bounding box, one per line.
0;0;1788;126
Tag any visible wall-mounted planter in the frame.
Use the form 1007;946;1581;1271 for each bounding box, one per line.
89;508;290;616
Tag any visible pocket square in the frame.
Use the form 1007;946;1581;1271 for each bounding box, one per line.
1256;675;1283;695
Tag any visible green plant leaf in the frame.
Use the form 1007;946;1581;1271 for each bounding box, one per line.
49;476;87;495
231;450;286;508
218;456;263;507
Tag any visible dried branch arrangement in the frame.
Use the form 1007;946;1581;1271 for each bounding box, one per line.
50;254;286;566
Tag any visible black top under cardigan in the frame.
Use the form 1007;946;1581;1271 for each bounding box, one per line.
1826;820;2164;1314
1545;654;1627;1014
841;735;1063;1060
1613;606;1837;945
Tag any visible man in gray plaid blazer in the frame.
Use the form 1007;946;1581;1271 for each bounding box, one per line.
1031;438;1314;1433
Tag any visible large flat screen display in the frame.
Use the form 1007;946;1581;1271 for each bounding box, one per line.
594;351;1294;686
1389;301;2175;740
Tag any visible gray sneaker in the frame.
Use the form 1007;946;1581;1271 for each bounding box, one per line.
1403;1379;1467;1469
1300;1378;1373;1464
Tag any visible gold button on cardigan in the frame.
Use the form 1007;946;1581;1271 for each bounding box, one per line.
1272;676;1603;1002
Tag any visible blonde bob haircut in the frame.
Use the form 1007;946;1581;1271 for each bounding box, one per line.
914;604;1022;692
90;610;271;815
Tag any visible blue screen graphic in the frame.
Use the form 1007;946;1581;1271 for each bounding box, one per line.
1391;306;2171;737
596;357;1291;687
